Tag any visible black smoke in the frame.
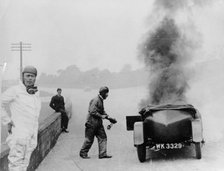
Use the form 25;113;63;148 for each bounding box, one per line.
139;17;189;106
139;0;212;107
155;0;210;11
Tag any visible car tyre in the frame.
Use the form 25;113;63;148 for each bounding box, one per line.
195;142;202;159
137;144;146;162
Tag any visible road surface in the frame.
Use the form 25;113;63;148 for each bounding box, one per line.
36;87;224;171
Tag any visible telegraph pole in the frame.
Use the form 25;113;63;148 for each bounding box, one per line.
0;62;7;149
11;41;32;80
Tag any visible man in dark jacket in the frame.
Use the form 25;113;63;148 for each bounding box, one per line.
79;86;112;159
50;88;69;133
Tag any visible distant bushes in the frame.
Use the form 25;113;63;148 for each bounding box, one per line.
38;65;148;89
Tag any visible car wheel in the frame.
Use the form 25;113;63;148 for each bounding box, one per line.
195;142;202;159
137;144;146;162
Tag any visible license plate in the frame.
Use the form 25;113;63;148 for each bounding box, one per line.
155;143;183;150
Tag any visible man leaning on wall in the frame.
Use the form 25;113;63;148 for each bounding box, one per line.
49;88;69;133
1;66;41;171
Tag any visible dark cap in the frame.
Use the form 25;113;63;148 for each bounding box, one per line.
22;66;37;76
99;86;109;95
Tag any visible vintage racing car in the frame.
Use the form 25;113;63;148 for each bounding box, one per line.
126;104;204;162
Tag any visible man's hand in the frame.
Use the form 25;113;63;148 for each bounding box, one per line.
106;117;117;130
8;121;15;134
101;115;108;119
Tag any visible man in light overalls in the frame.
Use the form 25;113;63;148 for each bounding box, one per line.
1;66;41;171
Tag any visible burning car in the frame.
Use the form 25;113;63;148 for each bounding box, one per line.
126;103;204;162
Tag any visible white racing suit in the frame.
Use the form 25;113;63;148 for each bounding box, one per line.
1;82;41;171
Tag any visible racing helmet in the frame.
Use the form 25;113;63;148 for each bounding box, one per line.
22;66;37;76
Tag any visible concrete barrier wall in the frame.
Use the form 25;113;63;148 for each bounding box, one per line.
0;112;61;171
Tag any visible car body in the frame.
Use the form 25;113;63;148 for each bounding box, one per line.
126;103;204;162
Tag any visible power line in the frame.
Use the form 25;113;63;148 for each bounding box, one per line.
11;41;32;80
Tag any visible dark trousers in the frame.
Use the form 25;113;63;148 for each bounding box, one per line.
59;109;69;129
80;119;107;157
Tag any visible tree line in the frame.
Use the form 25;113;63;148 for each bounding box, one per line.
38;64;148;89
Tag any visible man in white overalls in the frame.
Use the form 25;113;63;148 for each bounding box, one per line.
1;66;41;171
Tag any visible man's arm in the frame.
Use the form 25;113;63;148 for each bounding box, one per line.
62;96;65;106
89;99;107;119
1;87;15;125
49;96;56;110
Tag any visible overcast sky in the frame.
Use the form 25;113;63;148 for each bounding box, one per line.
0;0;224;80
